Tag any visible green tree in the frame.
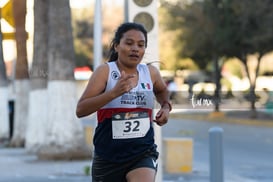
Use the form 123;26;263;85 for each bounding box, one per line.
160;1;213;69
158;3;181;70
201;0;273;114
71;8;94;68
227;0;273;117
71;5;124;69
162;0;224;110
162;0;273;115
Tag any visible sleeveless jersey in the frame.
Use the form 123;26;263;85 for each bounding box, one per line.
93;62;156;163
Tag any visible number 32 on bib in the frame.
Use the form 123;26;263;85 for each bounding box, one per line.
112;112;150;139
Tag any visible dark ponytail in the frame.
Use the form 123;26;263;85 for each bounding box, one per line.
108;47;118;62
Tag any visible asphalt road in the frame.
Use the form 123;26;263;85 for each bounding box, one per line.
162;116;273;182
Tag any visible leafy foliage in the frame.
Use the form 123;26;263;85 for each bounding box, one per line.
160;0;273;70
71;5;124;69
71;9;94;68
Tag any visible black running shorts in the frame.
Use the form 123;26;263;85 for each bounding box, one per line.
91;149;159;182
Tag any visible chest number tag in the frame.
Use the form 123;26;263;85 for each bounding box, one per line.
112;111;150;139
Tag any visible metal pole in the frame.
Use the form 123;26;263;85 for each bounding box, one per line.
154;121;162;182
124;0;128;22
93;0;102;70
209;127;224;182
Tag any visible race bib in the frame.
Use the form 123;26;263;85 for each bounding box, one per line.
112;111;150;139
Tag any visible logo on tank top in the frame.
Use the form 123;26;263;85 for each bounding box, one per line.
120;91;147;106
111;71;120;80
141;83;151;90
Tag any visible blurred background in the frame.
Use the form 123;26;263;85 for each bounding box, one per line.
0;0;273;181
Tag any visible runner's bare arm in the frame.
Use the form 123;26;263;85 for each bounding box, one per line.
148;65;171;126
76;64;135;118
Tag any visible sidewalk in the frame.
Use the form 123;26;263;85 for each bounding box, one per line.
0;147;91;182
1;147;262;182
0;146;210;182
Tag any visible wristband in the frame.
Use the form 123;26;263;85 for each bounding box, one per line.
161;100;172;111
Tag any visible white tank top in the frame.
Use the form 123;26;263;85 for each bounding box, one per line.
102;62;155;110
94;62;156;162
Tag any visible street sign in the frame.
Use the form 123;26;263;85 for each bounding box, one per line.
0;0;15;28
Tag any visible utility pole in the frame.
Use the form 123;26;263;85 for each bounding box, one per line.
93;0;102;70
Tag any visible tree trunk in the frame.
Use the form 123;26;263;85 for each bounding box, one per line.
249;53;263;118
37;0;90;160
213;57;221;112
25;0;49;153
241;53;261;118
10;0;30;147
0;21;10;141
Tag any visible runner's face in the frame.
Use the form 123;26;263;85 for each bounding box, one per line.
115;29;146;68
